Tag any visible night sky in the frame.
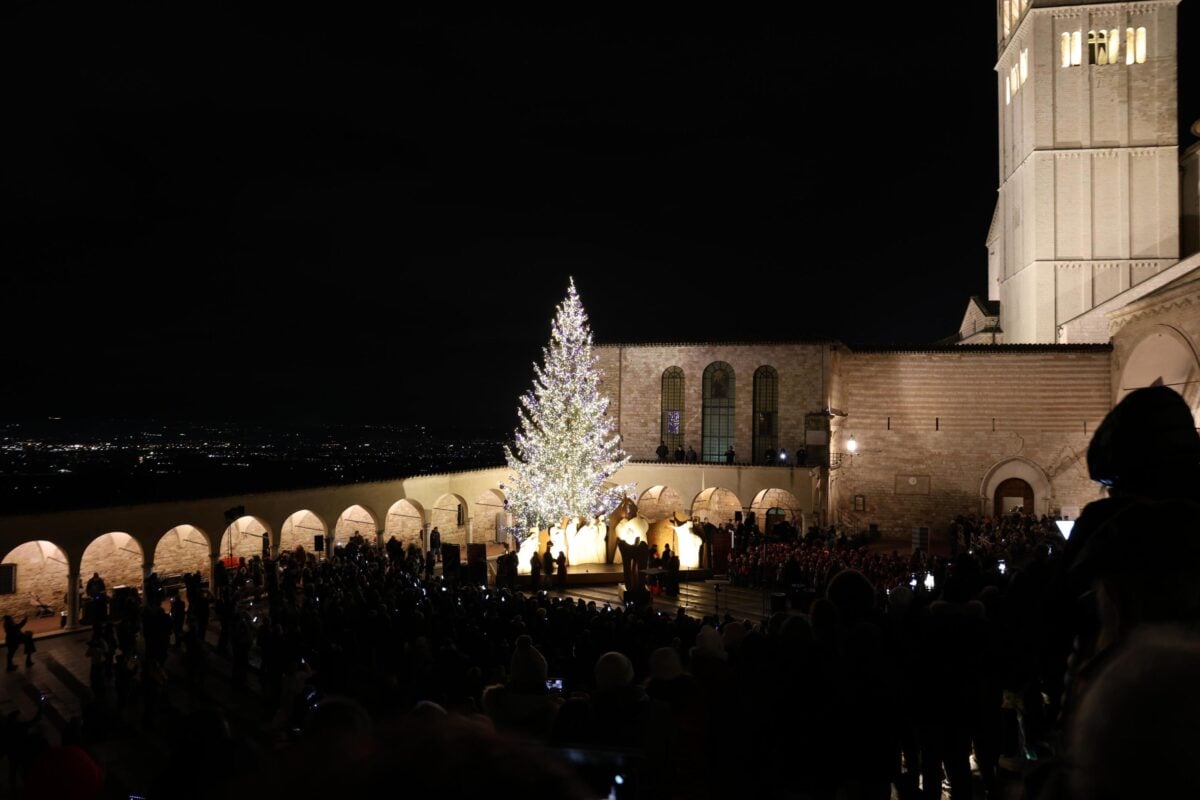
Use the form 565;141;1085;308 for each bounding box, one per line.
7;4;1199;433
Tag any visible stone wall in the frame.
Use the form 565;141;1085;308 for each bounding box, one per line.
471;491;506;546
636;485;686;522
0;541;69;621
430;495;469;546
334;505;379;545
692;487;744;527
384;500;425;550
832;347;1112;538
80;532;144;592
749;488;805;524
153;525;211;581
597;343;829;461
996;4;1180;342
279;512;326;556
1109;273;1200;414
219;517;270;561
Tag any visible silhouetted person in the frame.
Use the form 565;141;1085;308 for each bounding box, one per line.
530;550;542;591
556;551;567;592
543;542;554;578
4;615;28;671
429;527;442;562
725;445;735;464
656;440;669;461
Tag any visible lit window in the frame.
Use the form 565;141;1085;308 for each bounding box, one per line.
752;367;779;465
702;362;735;464
1089;30;1108;65
661;367;684;453
1004;1;1011;36
1019;48;1028;83
1005;74;1011;105
1061;33;1072;68
1135;26;1147;63
1108;29;1120;64
1072;31;1083;66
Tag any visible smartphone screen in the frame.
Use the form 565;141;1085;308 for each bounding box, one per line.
546;678;563;691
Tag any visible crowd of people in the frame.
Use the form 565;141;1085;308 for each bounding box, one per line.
2;386;1199;799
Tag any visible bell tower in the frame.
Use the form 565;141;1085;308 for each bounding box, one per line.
990;0;1179;342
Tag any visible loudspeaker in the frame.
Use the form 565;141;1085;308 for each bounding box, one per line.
313;535;325;553
0;563;15;595
442;543;461;576
734;511;742;522
466;543;487;585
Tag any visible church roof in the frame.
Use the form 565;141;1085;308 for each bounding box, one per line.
848;343;1111;353
595;338;838;348
970;296;1001;318
986;202;1001;244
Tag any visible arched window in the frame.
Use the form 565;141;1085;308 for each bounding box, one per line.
702;362;735;463
752;366;779;465
661;367;684;454
1088;30;1109;65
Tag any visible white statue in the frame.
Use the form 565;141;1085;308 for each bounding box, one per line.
614;516;650;564
569;515;607;565
673;520;703;569
516;527;540;574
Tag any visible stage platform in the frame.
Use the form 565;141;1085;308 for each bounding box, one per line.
516;562;711;588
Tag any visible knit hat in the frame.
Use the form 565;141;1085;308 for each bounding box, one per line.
693;625;727;661
721;621;746;651
594;651;635;691
1087;386;1200;494
508;634;548;692
648;647;683;681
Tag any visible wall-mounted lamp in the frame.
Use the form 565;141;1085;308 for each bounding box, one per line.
845;435;858;453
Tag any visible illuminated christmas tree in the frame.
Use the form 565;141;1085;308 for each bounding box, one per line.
503;279;631;541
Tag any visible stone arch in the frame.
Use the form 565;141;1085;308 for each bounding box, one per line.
218;516;273;564
472;489;507;545
750;488;804;530
993;478;1034;517
980;457;1053;518
1118;324;1200;419
80;532;145;593
0;540;69;621
385;499;426;551
637;485;686;522
280;510;328;555
691;487;743;527
334;504;380;546
154;525;212;582
431;493;469;545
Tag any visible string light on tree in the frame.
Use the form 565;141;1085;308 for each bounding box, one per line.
503;279;632;542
